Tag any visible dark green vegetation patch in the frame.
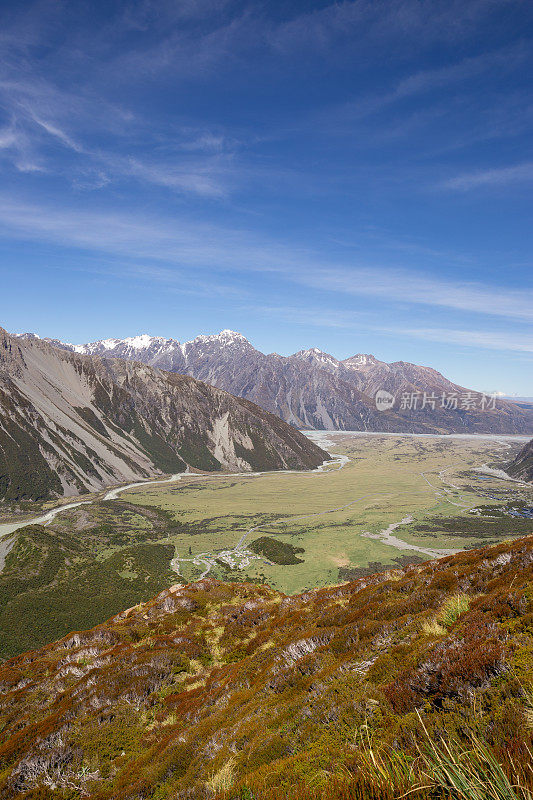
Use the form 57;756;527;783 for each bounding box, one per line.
410;513;533;541
339;553;424;581
249;536;305;565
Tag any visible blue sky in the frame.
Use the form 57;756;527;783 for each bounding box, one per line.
0;0;532;394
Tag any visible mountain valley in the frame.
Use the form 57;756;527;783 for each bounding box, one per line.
1;329;532;800
2;432;531;662
1;337;532;800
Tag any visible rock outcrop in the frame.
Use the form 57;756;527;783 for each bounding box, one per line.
507;437;533;481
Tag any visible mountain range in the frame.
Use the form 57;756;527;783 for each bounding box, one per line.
17;329;533;435
0;328;328;502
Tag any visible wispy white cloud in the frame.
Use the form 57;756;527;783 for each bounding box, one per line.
297;266;533;322
101;0;526;92
347;47;517;121
1;0;530;205
0;73;235;196
443;161;533;190
28;114;84;153
75;260;247;299
0;195;530;324
269;0;517;56
179;131;231;152
396;326;533;353
313;40;533;157
0;196;287;268
0;126;17;149
254;305;533;354
0;118;45;173
103;155;230;197
394;44;525;99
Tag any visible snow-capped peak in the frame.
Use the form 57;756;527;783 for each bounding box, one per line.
66;330;253;356
122;334;162;350
293;348;339;368
73;338;120;353
97;338;121;351
220;329;246;339
188;330;250;347
342;353;379;369
71;335;174;354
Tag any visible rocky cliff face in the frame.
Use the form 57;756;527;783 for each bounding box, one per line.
507;438;533;481
0;329;328;501
19;329;532;434
1;535;532;799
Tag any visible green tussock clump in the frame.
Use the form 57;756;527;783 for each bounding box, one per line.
438;592;471;627
356;714;533;800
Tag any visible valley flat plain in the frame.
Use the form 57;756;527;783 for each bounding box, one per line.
119;432;533;593
1;432;532;659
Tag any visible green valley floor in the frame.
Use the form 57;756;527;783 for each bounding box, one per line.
0;432;531;658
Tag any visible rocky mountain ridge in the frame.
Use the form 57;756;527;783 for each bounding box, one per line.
508;437;533;482
0;328;328;501
16;329;533;434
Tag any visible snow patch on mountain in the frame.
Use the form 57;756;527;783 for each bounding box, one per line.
293;348;340;369
123;334;162;350
343;353;379;368
190;330;250;347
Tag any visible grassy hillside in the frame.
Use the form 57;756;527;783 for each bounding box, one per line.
1;534;533;799
0;502;178;659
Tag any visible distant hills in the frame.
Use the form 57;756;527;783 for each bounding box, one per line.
0;328;328;501
17;329;533;435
